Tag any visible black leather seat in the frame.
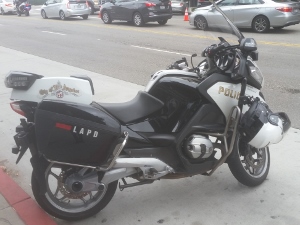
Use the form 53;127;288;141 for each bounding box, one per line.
100;91;164;124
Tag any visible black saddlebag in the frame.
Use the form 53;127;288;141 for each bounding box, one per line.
35;100;121;165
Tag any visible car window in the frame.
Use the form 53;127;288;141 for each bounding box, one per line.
238;0;263;4
218;0;237;6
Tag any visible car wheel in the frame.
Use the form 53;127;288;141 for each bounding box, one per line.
194;16;208;30
1;7;5;15
90;6;94;15
252;15;270;33
133;12;144;27
41;9;48;19
157;19;168;25
273;26;284;30
82;14;88;19
101;10;112;24
59;10;66;20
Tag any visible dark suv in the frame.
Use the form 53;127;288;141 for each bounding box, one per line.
100;0;172;26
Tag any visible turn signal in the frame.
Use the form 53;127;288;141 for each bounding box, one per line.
276;7;293;12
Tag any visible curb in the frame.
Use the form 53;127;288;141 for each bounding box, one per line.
0;169;57;225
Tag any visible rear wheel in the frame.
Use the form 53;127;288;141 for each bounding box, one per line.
41;9;48;19
133;12;144;27
101;10;112;24
227;134;270;187
194;16;208;30
31;163;118;221
82;14;88;19
1;7;5;15
25;10;29;16
59;10;66;20
157;19;168;25
252;15;270;33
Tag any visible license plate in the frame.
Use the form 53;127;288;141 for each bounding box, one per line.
76;4;84;9
160;6;165;9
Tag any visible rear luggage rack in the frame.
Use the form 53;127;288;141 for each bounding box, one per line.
45;131;129;171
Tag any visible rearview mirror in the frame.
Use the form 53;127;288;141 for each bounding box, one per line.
240;38;257;52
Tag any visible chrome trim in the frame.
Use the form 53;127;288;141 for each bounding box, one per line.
198;106;241;176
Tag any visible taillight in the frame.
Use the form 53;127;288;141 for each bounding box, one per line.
145;2;156;7
86;1;89;8
276;7;293;12
10;102;25;117
168;1;171;5
55;123;72;131
5;3;12;6
180;2;183;6
67;2;70;8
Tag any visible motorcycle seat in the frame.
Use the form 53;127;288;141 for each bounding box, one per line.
99;91;164;124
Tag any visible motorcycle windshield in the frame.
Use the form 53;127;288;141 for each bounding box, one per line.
194;0;244;45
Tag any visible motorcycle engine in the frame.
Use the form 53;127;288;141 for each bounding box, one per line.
184;135;214;159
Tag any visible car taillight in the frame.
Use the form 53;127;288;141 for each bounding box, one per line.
5;3;12;6
180;2;183;6
10;102;25;117
67;2;70;8
145;2;156;7
276;7;293;12
86;1;89;7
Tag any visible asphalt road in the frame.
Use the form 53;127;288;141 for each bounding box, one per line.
0;8;299;128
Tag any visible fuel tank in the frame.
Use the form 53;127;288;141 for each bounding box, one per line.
35;101;121;165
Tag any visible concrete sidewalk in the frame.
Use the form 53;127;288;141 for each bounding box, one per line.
0;46;300;225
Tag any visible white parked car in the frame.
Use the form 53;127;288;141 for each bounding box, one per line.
41;0;90;20
0;0;16;15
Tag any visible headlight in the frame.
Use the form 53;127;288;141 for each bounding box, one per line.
247;57;264;87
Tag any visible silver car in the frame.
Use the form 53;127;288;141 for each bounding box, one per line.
41;0;90;20
0;0;16;14
189;0;300;32
171;0;187;14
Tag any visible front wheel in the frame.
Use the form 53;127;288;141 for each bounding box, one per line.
31;163;118;221
194;16;208;30
227;134;270;187
101;10;112;24
41;9;48;19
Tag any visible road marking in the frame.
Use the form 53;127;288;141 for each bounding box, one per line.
42;31;66;35
4;17;300;48
131;45;190;56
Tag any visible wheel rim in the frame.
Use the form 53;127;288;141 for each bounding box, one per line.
238;141;269;178
102;12;109;23
195;17;206;30
134;14;141;26
254;17;267;32
60;11;65;20
44;163;108;213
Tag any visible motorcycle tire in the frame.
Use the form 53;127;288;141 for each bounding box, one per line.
31;164;118;221
227;133;270;187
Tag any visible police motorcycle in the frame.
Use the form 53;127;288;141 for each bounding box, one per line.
4;0;291;221
13;0;31;16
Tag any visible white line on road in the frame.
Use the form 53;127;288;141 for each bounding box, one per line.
42;31;66;36
131;45;190;56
